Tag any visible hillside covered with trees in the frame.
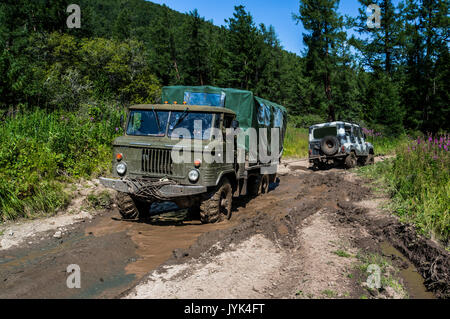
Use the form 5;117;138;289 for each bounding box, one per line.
1;0;448;133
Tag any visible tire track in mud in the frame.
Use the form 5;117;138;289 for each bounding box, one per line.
125;167;449;299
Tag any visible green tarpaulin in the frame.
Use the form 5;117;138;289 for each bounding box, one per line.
162;86;287;155
161;86;287;131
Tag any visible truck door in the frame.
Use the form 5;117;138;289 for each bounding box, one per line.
224;114;237;169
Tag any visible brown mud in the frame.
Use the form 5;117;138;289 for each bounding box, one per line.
0;160;448;299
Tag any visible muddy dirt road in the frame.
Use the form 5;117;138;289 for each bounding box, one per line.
0;158;448;299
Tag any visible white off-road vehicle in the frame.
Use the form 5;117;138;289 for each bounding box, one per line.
308;122;374;169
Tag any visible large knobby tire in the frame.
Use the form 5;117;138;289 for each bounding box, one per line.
200;178;232;224
116;192;151;220
320;136;340;156
344;152;357;169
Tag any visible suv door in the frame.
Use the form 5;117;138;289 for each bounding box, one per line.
353;125;363;156
358;126;368;155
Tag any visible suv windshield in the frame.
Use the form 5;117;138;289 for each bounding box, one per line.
126;109;214;140
126;110;170;136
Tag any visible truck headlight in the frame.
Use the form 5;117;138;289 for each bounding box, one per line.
188;169;199;183
116;162;127;175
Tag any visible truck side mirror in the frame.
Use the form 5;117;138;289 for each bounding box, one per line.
231;120;239;129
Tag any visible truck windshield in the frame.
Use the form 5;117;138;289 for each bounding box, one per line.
312;126;337;140
168;111;214;140
126;109;214;139
126;110;170;136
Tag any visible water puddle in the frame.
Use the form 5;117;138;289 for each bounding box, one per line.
380;241;434;299
86;206;233;278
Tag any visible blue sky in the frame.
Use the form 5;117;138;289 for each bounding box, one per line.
149;0;370;55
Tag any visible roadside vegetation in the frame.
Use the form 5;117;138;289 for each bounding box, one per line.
355;251;408;299
284;126;309;158
359;135;450;245
0;106;123;221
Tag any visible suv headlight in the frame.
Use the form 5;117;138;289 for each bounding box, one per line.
116;162;127;175
188;169;199;183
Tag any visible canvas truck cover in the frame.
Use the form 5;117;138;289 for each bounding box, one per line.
161;86;287;155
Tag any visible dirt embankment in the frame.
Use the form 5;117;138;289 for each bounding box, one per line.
0;158;448;299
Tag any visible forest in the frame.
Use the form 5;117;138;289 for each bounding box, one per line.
0;0;448;241
1;0;448;133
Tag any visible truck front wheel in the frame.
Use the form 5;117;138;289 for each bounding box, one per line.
200;178;232;224
116;192;151;220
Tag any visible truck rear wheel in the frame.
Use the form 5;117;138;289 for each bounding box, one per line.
200;178;232;224
116;192;151;220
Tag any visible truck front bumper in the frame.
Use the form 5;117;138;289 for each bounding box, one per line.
99;177;207;198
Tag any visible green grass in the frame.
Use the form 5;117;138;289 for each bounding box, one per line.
355;251;408;298
283;126;309;158
369;136;408;155
86;191;113;210
333;249;352;258
0;105;124;221
358;135;450;244
321;289;338;298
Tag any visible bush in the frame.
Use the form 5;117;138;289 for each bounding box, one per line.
0;106;124;221
360;134;450;244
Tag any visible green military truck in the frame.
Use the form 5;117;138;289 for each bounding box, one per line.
99;86;287;223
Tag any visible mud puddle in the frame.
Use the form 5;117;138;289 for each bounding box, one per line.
88;179;287;279
380;241;435;299
0;219;137;299
89;211;232;278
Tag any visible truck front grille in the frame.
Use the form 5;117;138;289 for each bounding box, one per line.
141;148;173;175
